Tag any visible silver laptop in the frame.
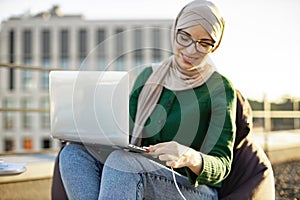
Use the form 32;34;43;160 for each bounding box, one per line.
49;71;146;151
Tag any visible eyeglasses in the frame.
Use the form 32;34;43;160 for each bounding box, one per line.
176;31;214;54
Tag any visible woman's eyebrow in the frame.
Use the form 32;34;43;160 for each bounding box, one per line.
179;30;191;36
179;30;214;42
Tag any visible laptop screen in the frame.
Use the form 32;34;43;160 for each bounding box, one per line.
49;71;129;147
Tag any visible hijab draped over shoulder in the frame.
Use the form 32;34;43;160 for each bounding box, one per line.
131;0;225;146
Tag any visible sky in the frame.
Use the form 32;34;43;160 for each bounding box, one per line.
0;0;300;101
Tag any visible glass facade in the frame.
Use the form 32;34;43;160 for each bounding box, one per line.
152;28;161;62
41;29;51;90
42;138;51;149
79;29;87;64
3;98;14;130
4;138;14;151
22;69;32;90
9;30;15;90
134;28;143;66
40;97;50;129
97;29;106;70
60;29;69;68
22;30;33;90
23;30;32;59
115;28;124;70
21;98;32;130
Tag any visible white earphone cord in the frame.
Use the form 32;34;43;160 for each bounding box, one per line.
171;167;187;200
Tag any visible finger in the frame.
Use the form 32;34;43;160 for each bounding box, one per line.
166;160;176;167
148;142;169;152
148;146;164;155
166;160;183;168
158;154;178;162
156;147;173;155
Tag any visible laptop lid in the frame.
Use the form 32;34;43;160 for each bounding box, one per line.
49;71;129;147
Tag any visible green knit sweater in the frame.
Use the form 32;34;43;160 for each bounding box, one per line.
129;67;236;188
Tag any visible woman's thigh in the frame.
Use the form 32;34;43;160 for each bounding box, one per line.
101;150;218;200
59;143;104;200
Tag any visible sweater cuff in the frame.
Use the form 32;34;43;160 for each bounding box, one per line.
186;153;222;188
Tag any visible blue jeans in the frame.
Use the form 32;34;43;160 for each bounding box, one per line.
59;143;218;200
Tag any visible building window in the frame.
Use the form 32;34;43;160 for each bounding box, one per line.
168;26;173;55
22;68;33;90
134;28;143;66
23;137;33;150
60;29;69;69
42;138;51;149
115;28;125;70
23;30;33;90
41;59;50;90
42;29;51;58
97;29;106;70
41;29;51;90
22;98;32;130
9;30;15;90
79;29;87;64
4;138;15;152
40;98;50;129
152;28;161;62
23;30;32;61
61;58;69;69
3;98;14;130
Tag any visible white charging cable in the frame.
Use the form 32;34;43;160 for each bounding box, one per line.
171;167;187;200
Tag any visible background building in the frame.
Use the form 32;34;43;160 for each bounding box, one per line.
0;6;173;153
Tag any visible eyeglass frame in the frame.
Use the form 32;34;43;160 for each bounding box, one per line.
175;30;215;54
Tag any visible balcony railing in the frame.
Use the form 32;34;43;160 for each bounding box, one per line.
1;63;300;200
0;63;300;153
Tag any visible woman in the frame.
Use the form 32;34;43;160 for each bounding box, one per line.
59;0;236;199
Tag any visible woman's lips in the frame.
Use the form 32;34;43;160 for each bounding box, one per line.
181;53;197;65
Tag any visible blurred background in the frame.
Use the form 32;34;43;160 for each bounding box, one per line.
1;0;300;101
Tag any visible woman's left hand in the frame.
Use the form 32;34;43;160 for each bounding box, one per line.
148;141;203;174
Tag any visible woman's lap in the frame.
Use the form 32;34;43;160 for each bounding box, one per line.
59;143;218;200
59;143;104;200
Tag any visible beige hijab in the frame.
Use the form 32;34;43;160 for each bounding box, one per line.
130;0;225;146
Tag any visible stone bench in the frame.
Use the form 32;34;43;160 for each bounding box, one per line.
0;152;57;200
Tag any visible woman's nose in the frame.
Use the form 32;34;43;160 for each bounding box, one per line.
185;43;197;54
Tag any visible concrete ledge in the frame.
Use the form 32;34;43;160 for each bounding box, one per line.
0;153;56;183
0;178;52;200
267;146;300;165
0;153;57;200
250;129;300;164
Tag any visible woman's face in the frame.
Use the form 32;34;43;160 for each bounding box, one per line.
173;24;214;70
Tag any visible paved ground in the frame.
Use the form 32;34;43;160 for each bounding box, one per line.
251;129;300;199
274;160;300;200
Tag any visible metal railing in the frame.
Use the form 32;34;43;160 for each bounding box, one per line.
1;62;300;126
0;63;64;113
0;63;300;152
0;63;56;114
252;103;300;132
0;63;65;71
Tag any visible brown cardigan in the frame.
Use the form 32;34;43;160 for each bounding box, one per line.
51;90;275;200
217;90;275;199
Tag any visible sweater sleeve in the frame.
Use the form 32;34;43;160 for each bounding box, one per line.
187;74;237;188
